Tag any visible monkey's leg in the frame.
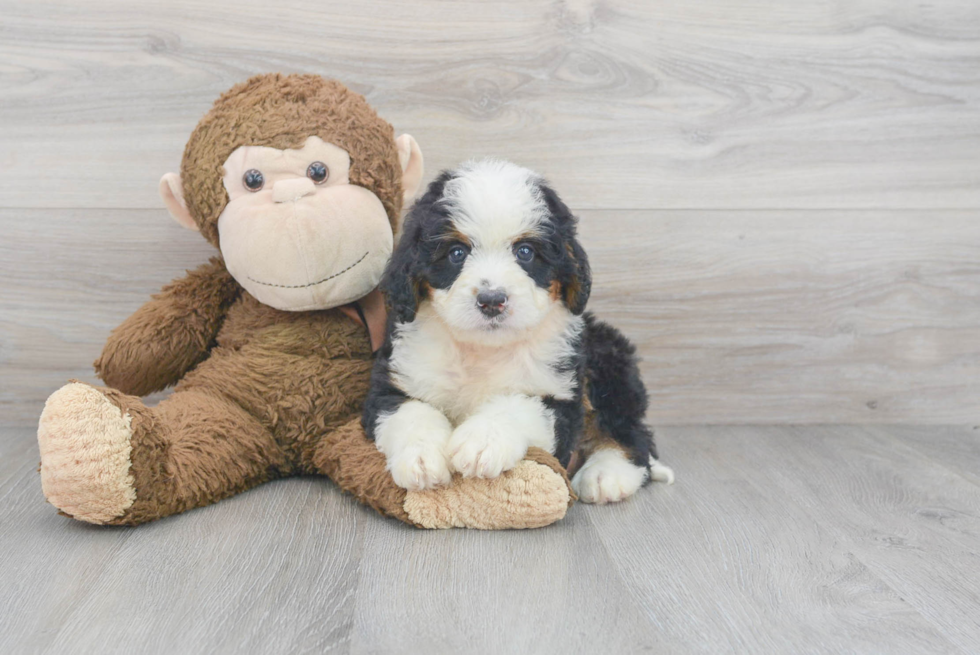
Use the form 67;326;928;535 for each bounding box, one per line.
38;381;287;525
308;418;574;529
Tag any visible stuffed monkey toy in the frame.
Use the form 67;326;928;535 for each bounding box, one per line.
37;74;573;529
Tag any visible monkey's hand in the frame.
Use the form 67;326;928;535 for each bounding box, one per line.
94;257;240;396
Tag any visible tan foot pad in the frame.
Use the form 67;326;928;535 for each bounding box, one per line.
38;382;136;524
403;451;572;530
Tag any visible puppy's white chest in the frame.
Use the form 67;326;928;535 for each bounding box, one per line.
389;313;580;422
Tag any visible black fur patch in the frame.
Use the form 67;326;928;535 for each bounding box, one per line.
539;184;591;315
380;171;460;325
582;312;660;468
361;353;407;440
542;324;586;467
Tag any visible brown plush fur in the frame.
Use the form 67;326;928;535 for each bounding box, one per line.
39;74;573;528
182;74;405;247
95;257;240;396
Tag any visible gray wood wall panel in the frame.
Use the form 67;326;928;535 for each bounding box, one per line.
1;1;977;210
3;208;978;426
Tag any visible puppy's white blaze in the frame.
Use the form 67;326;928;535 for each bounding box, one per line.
448;394;556;478
649;457;676;485
571;449;648;504
389;305;582;424
441;160;548;247
373;400;453;491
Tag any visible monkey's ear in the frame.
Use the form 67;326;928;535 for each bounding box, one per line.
395;134;424;203
159;173;198;231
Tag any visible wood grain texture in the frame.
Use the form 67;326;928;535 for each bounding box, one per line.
583;427;964;654
730;425;980;654
0;0;978;210
3;208;977;426
579;209;980;424
0;437;366;653
348;511;667;653
4;424;980;654
883;424;980;487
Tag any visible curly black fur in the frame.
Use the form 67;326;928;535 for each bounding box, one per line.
361;347;407;440
380;171;458;325
539;184;592;315
582;312;659;467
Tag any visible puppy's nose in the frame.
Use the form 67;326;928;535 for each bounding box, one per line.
272;178;316;203
476;288;507;317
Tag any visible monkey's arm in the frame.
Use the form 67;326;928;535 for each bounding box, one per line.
94;257;241;396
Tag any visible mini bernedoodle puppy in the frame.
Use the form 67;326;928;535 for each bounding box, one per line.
363;160;674;503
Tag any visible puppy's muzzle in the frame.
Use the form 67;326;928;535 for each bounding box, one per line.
476;288;507;318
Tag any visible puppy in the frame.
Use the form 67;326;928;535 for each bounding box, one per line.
362;160;673;503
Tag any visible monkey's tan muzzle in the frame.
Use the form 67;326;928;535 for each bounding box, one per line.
272;177;317;203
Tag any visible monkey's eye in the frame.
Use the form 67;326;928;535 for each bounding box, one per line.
515;243;535;263
307;161;329;184
242;169;264;192
448;245;468;265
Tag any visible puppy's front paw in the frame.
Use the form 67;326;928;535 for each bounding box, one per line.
448;415;527;479
374;400;454;491
387;445;452;492
571;449;648;504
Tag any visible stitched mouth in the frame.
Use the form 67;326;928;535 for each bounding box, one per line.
246;251;369;289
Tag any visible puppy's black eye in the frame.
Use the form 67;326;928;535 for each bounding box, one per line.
515;244;535;263
242;169;264;192
448;245;468;265
307;161;329;184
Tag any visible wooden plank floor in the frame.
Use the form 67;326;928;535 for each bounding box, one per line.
2;424;979;654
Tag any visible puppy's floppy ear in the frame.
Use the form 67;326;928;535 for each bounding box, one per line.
381;170;457;324
381;206;425;324
563;237;592;315
540;183;592;315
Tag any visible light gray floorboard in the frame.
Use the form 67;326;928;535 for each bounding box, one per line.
0;429;365;654
583;428;959;654
3;425;979;654
349;509;664;653
732;425;980;654
880;424;980;488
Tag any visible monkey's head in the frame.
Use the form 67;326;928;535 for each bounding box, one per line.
159;74;423;311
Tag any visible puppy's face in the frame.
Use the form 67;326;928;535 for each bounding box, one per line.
385;160;591;345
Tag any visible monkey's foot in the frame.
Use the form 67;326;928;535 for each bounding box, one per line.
403;448;574;529
38;382;137;524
